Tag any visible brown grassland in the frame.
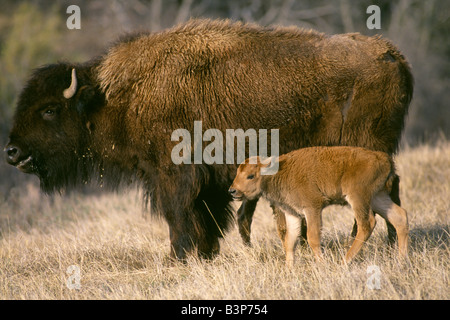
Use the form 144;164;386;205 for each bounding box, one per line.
0;141;448;299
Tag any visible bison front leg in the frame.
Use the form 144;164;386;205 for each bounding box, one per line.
170;233;220;261
166;195;233;260
169;224;195;261
167;215;220;261
157;166;234;261
167;209;221;261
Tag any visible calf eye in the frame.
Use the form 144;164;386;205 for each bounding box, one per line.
247;174;255;180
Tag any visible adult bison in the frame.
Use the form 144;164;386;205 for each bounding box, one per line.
4;19;413;260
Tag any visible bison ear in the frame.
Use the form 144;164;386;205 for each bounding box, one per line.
73;85;103;115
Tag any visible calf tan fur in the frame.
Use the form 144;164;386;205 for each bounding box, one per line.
229;146;409;265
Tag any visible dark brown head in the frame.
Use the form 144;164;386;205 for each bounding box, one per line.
4;62;104;192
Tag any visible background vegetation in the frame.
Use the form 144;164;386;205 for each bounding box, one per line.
0;0;448;300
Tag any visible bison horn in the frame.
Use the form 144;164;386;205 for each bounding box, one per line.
63;68;78;99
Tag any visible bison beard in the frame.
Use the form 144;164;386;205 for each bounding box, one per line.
4;19;413;260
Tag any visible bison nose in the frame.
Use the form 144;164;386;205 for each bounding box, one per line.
228;188;237;195
4;144;22;165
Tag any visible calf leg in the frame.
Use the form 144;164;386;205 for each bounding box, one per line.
386;175;401;245
274;206;308;246
299;215;308;246
237;198;258;246
345;197;377;263
273;206;287;244
351;176;401;244
304;207;323;260
371;191;409;258
284;212;301;267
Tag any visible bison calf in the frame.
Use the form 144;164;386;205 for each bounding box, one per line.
229;146;409;265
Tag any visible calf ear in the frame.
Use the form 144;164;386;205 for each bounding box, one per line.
260;156;277;166
260;156;279;175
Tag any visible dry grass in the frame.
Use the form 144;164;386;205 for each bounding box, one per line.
0;141;448;300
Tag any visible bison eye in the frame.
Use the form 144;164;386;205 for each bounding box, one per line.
41;106;59;121
247;174;255;180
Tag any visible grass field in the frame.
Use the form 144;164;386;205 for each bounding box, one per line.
0;141;448;300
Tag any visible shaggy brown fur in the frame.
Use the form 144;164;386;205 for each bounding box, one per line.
229;147;409;265
5;19;413;260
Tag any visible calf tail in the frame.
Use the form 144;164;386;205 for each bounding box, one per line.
384;157;399;199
